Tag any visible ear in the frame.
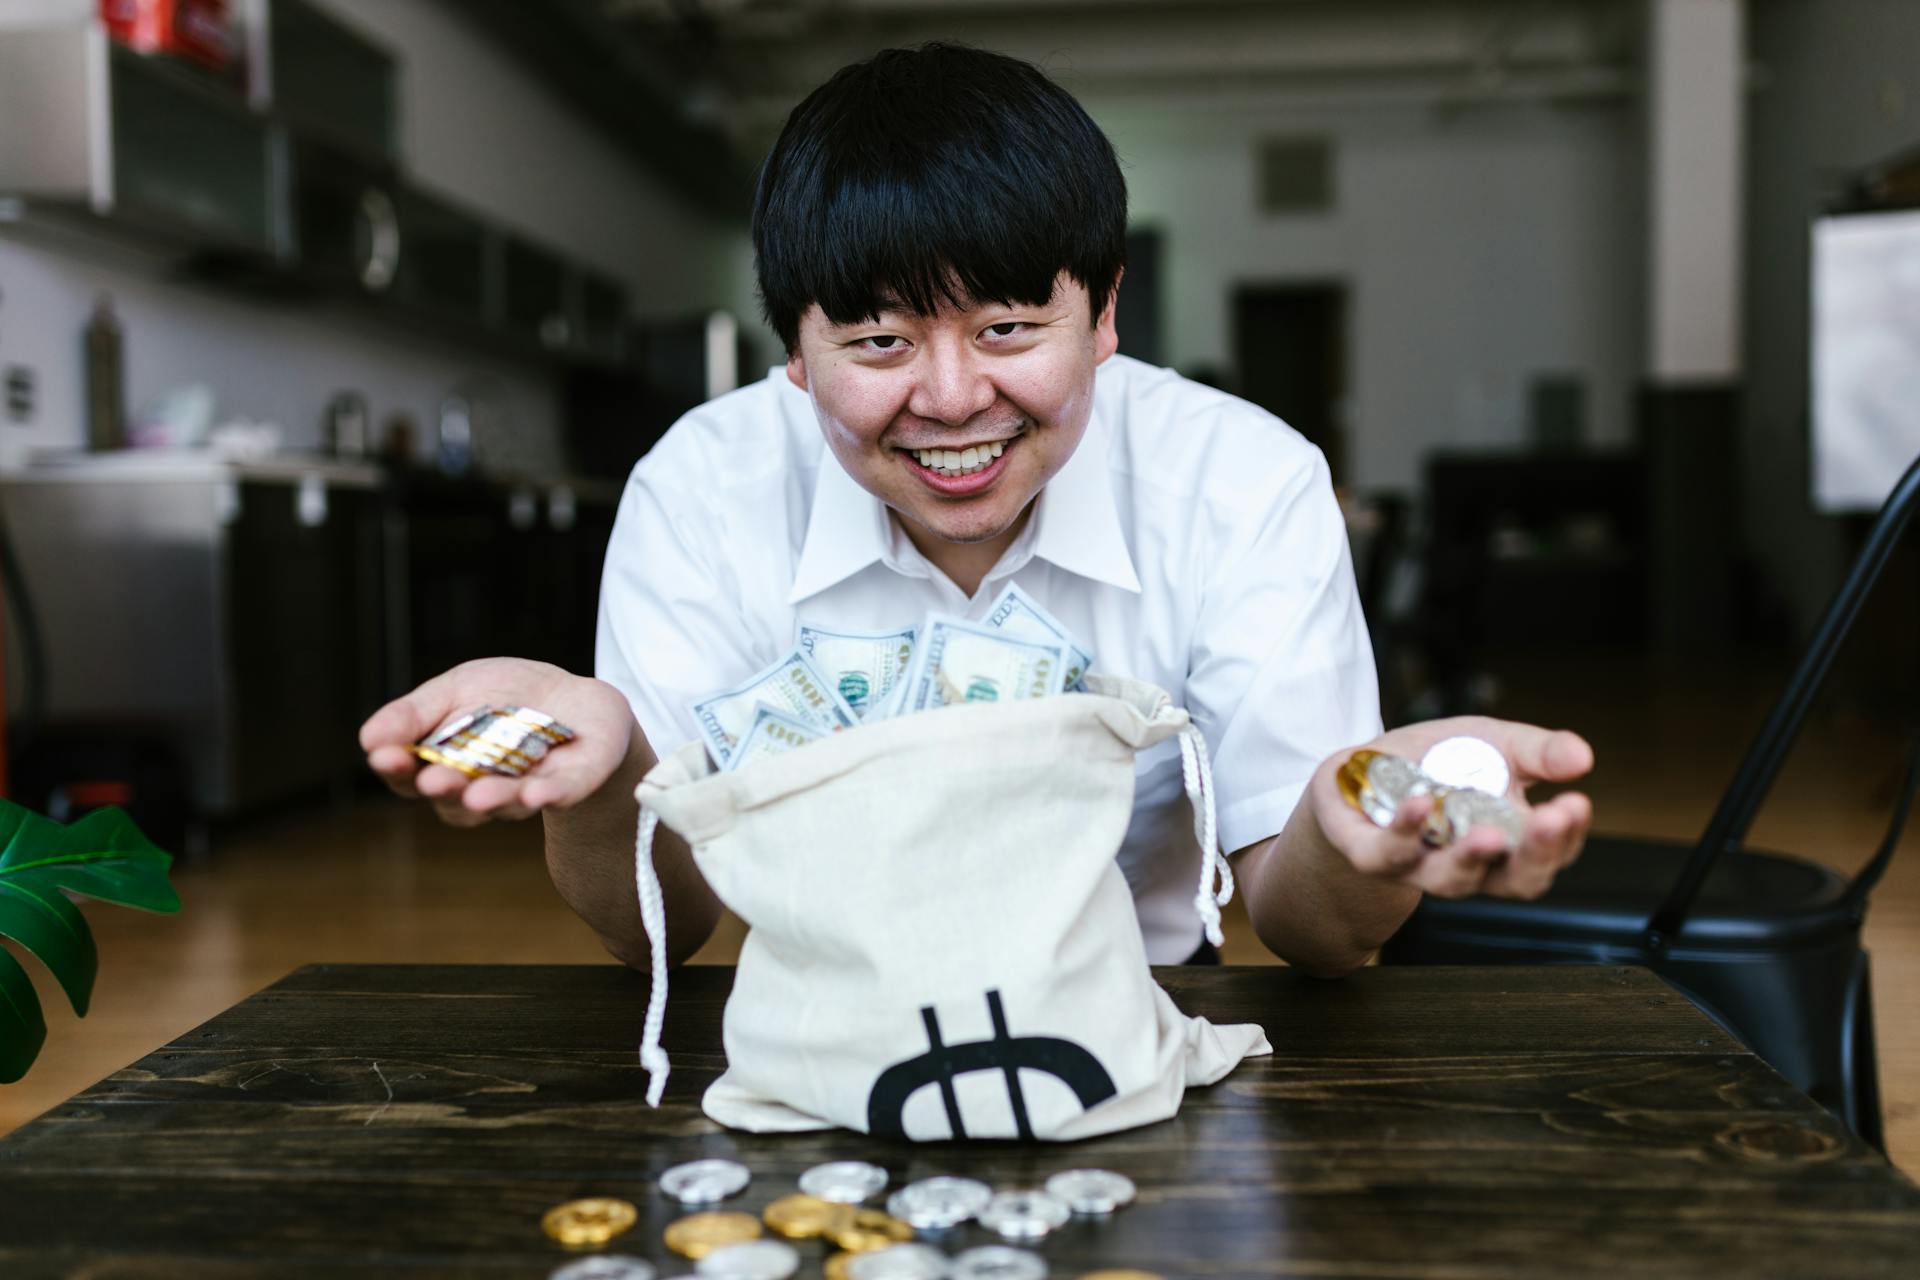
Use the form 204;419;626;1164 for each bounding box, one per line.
785;351;809;392
1093;269;1123;365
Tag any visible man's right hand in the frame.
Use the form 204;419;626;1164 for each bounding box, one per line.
358;658;638;827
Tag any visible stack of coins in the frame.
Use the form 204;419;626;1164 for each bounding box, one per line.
1337;736;1524;848
411;704;575;778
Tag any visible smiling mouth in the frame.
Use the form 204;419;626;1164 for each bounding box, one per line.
903;439;1009;478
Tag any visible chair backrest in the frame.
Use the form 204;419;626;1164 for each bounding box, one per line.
1644;452;1920;952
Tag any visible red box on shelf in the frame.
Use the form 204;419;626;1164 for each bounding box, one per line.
99;0;235;72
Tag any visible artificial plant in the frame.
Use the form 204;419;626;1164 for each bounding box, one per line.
0;800;180;1083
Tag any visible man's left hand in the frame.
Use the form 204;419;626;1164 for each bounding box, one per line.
1307;715;1595;901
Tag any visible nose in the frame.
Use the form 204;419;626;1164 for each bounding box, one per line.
905;339;996;426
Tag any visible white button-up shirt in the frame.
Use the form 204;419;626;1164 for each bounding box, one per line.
598;354;1381;961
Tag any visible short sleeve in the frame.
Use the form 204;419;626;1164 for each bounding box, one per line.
595;463;766;758
1183;449;1382;855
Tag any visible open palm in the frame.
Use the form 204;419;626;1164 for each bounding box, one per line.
359;658;636;826
1308;714;1595;901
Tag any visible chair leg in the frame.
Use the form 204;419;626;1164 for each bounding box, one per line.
1842;950;1886;1155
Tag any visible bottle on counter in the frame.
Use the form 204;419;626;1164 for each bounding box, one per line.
85;294;125;452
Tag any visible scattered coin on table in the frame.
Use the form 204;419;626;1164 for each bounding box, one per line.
1043;1168;1137;1215
798;1159;891;1204
548;1256;656;1280
762;1192;842;1239
664;1210;764;1259
844;1242;951;1279
693;1238;801;1279
541;1197;639;1248
887;1175;994;1231
660;1158;753;1205
827;1206;915;1252
949;1244;1049;1278
977;1189;1071;1242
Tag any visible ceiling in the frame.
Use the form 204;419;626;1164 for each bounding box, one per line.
460;0;1641;218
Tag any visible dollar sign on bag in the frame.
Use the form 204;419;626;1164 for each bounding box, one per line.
865;990;1117;1140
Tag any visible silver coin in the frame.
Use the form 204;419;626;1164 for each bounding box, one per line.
949;1246;1048;1280
887;1175;994;1230
1420;736;1511;796
1441;786;1524;848
845;1243;952;1280
550;1259;657;1280
1360;752;1430;827
659;1157;752;1204
694;1240;800;1280
976;1190;1070;1242
798;1159;889;1204
424;709;482;745
1042;1167;1136;1215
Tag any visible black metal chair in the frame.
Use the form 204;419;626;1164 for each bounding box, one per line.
1381;453;1920;1152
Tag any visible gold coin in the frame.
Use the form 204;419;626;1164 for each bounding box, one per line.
540;1197;637;1247
1335;749;1380;810
823;1254;855;1280
663;1210;763;1259
826;1207;913;1253
763;1193;842;1240
1081;1273;1167;1280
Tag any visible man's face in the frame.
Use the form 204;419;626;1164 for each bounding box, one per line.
786;273;1119;549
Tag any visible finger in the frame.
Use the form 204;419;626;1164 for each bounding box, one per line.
1338;794;1434;876
414;763;479;800
460;775;535;820
366;744;424;798
1408;844;1497;899
357;668;468;753
1499;725;1595;787
430;796;489;828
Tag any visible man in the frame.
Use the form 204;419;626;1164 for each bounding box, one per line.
360;44;1593;974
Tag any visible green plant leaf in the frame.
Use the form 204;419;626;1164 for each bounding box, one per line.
0;880;96;1016
0;943;47;1085
0;800;179;1084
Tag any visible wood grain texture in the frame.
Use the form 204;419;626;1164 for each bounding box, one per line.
1;964;1916;1279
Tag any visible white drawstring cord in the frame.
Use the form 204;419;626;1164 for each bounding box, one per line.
1178;722;1234;948
634;805;671;1107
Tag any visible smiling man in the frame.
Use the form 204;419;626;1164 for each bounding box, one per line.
360;43;1595;973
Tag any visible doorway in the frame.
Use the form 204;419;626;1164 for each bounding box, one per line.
1232;282;1349;482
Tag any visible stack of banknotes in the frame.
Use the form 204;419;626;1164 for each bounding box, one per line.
690;582;1095;772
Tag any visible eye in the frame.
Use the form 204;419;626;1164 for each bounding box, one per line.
857;334;906;352
984;322;1025;338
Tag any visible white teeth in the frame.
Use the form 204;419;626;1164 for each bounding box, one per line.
909;437;1013;476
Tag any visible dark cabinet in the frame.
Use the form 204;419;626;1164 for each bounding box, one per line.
108;44;282;255
391;477;617;692
269;0;398;163
503;235;571;351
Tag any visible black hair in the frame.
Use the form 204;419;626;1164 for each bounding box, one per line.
751;43;1128;353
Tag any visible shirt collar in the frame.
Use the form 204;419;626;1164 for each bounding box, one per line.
787;406;1142;604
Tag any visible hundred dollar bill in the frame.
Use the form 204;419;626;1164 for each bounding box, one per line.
795;622;916;720
690;651;858;768
898;614;1071;714
727;706;827;771
982;582;1095;689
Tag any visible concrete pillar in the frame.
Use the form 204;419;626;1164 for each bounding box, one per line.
1647;0;1746;379
1640;0;1747;655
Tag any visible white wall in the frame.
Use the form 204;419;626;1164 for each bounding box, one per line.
0;0;732;470
1096;95;1643;491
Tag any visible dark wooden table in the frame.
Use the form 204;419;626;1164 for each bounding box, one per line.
2;964;1917;1278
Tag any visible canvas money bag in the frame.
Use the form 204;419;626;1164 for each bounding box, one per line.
630;675;1272;1141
